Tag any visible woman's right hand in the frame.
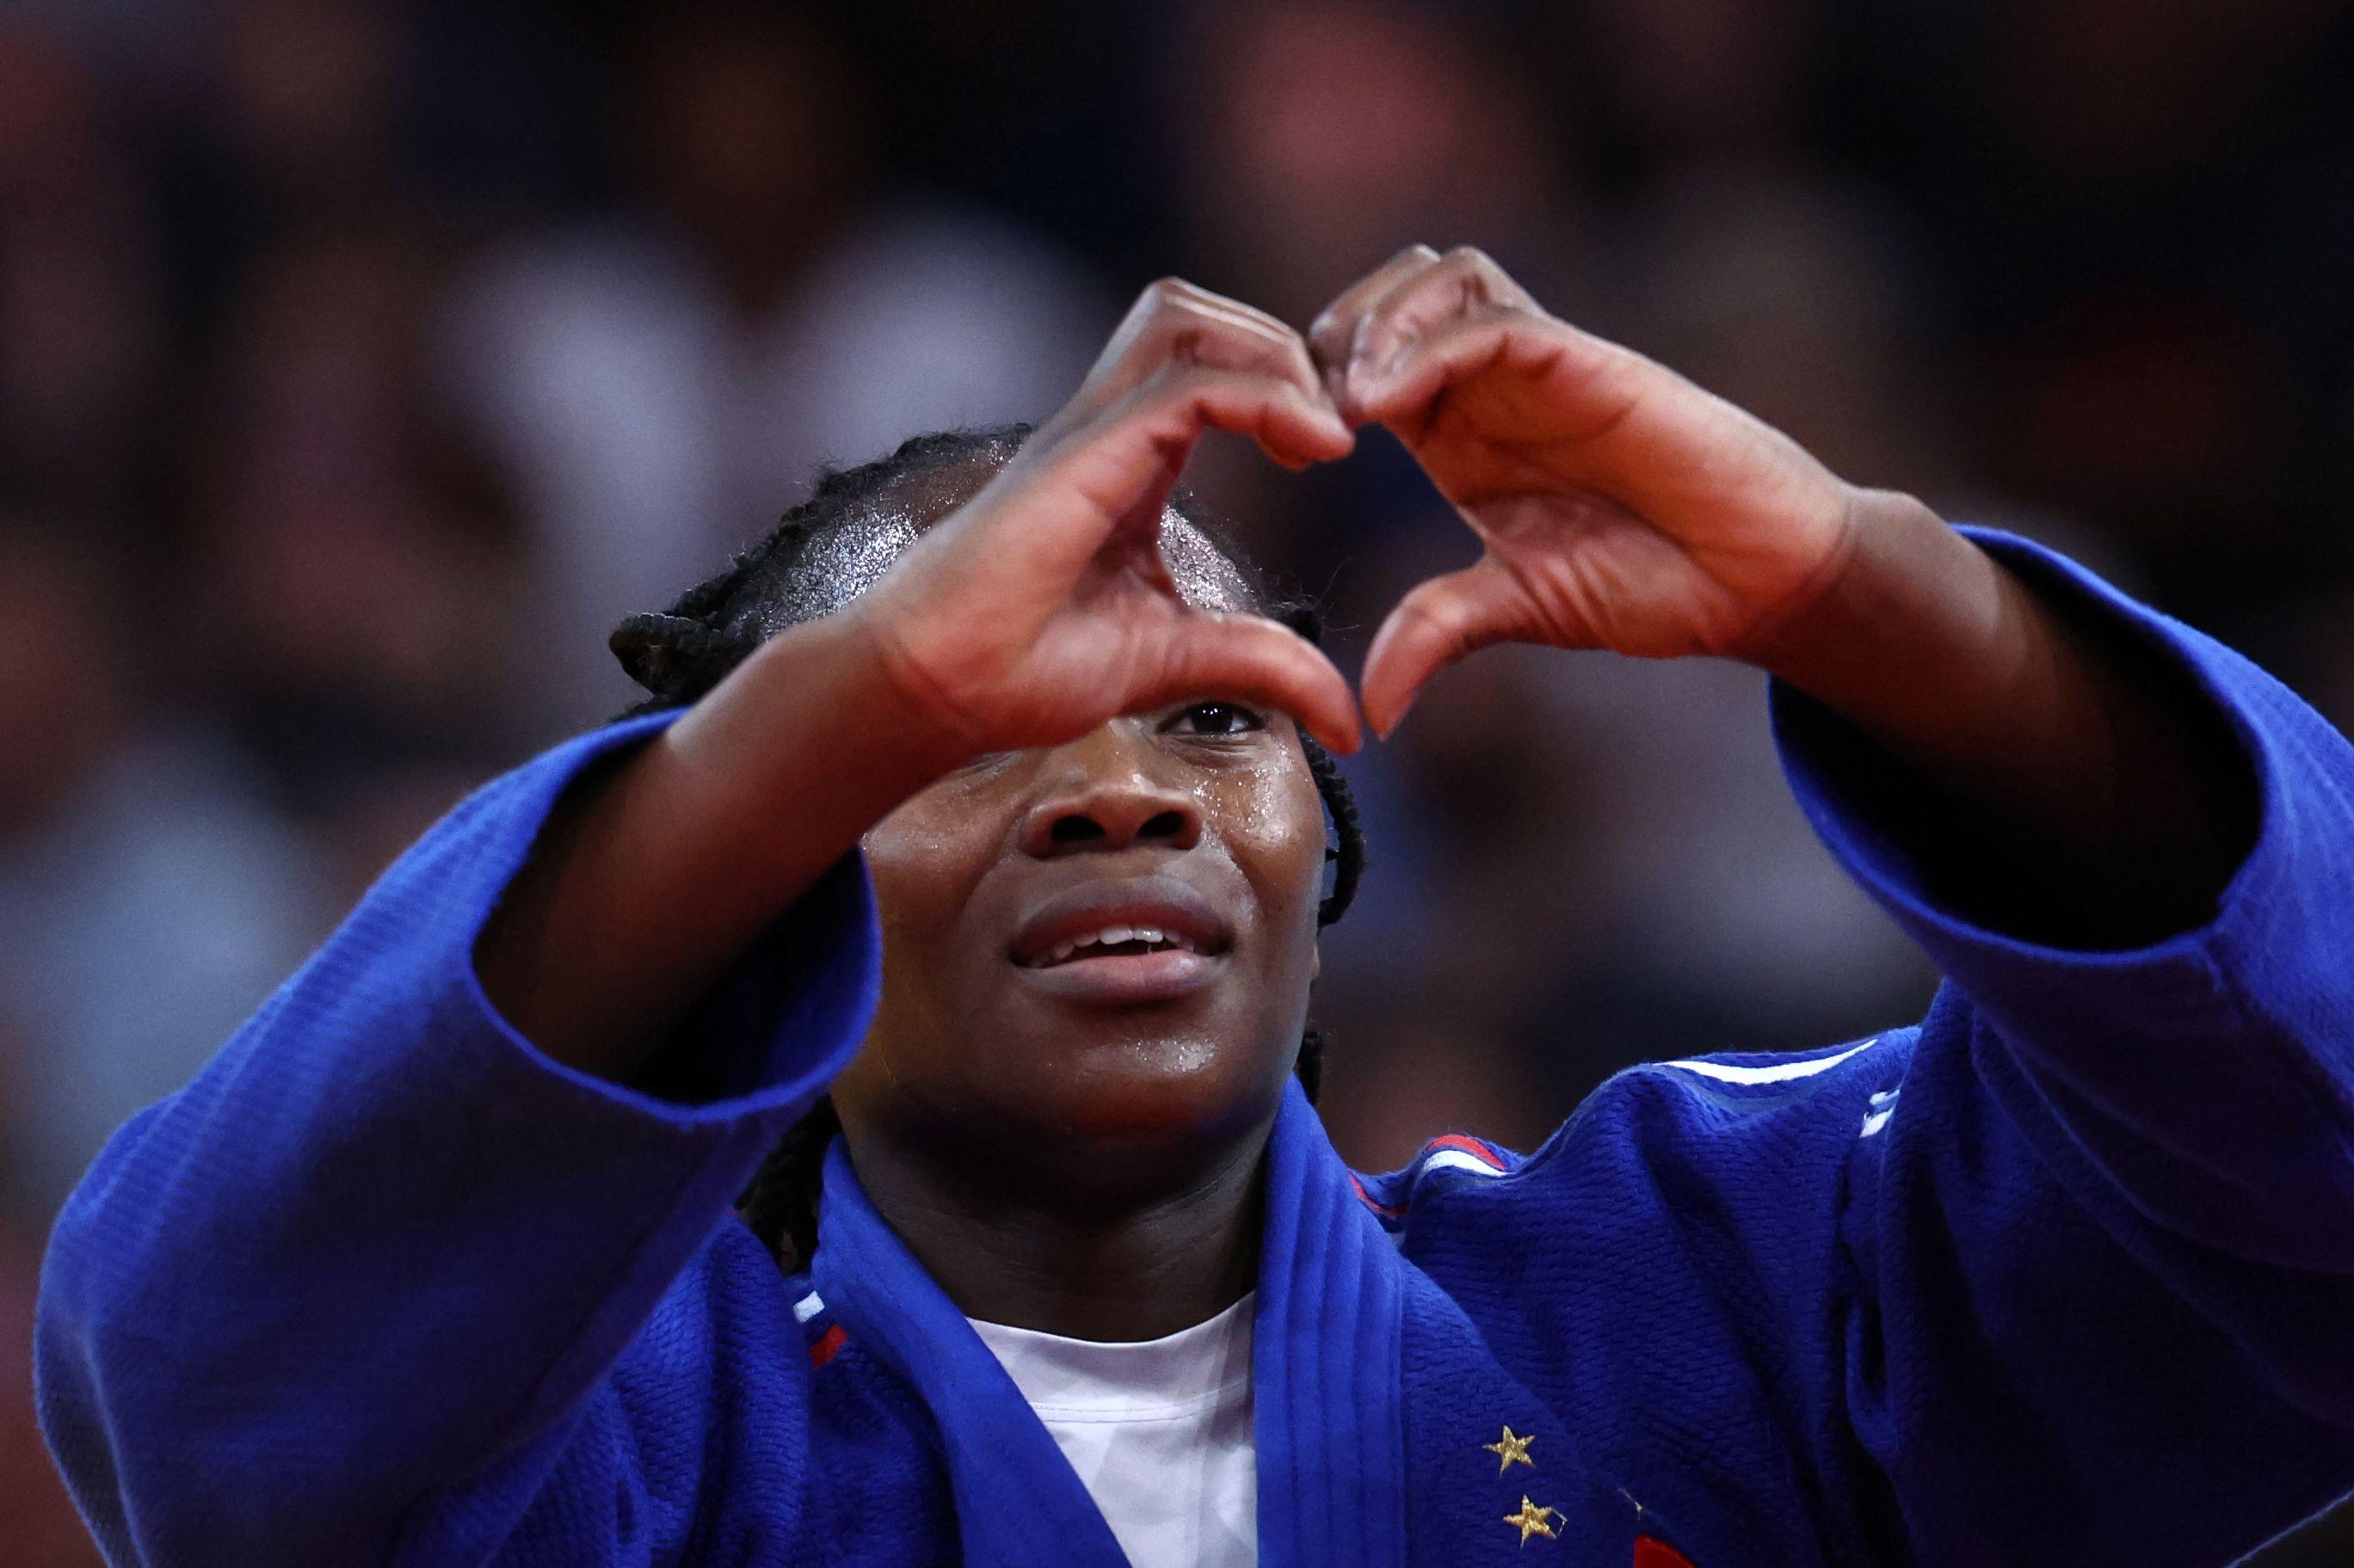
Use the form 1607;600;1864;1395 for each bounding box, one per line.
839;278;1363;766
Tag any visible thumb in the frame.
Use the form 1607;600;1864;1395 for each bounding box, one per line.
1359;556;1541;738
1130;612;1363;757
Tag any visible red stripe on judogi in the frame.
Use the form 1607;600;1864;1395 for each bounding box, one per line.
1634;1534;1696;1568
1424;1134;1506;1169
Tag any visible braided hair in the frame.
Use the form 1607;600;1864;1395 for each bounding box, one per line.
611;426;1367;1269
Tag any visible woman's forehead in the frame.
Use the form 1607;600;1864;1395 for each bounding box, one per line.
760;507;1256;634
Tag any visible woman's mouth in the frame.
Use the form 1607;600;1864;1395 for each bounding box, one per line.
1007;882;1233;1004
1026;925;1210;968
1013;943;1223;1004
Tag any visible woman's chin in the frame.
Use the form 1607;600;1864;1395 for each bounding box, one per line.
980;1047;1288;1171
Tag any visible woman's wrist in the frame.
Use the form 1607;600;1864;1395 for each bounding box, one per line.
1739;489;2122;839
1742;489;2025;751
667;611;974;867
1743;490;2255;925
479;612;964;1079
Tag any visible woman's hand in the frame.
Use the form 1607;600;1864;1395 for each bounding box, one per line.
1315;245;2254;942
1309;244;1865;735
846;278;1362;764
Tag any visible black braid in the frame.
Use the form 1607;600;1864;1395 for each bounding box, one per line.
1262;600;1364;928
1300;735;1363;927
736;1097;841;1274
610;427;1370;1269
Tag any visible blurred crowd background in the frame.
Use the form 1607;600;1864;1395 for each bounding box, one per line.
6;0;2354;1559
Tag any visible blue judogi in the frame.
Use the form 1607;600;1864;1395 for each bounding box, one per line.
34;532;2354;1565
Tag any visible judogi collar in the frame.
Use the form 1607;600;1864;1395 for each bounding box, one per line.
812;1081;1676;1567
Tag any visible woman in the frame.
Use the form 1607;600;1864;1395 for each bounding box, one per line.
36;250;2354;1566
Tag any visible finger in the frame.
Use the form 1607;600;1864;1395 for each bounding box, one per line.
1329;249;1550;426
1149;284;1324;397
1096;359;1356;481
1359;556;1538;738
1339;308;1611;452
1149;364;1353;480
1078;278;1329;423
1008;365;1358;584
1085;362;1357;601
1140;276;1307;360
1099;363;1356;530
1308;243;1443;380
1344;246;1541;375
1135;612;1364;756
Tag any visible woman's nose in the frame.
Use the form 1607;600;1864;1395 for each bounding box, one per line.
1017;729;1204;858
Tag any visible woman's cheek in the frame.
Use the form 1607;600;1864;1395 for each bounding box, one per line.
1217;766;1326;930
856;809;983;969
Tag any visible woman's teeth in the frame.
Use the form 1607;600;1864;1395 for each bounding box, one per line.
1039;926;1201;966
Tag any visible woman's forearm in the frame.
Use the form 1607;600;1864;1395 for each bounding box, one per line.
477;610;958;1080
1748;492;2258;939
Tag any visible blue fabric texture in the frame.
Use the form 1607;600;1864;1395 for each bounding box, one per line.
35;530;2354;1565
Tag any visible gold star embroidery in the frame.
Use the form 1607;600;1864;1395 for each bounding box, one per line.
1504;1496;1560;1546
1484;1424;1536;1474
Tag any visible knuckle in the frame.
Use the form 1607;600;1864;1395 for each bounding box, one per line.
1392;594;1453;643
1143;358;1214;398
1132;364;1229;426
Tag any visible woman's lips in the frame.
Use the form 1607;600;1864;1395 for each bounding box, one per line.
1007;878;1232;969
1011;945;1225;1005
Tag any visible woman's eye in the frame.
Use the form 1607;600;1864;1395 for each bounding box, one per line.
1170;701;1267;737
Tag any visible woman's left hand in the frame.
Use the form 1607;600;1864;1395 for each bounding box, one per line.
1310;245;1874;735
1314;245;2257;940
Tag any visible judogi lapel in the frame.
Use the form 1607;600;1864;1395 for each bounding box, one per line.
813;1084;1695;1566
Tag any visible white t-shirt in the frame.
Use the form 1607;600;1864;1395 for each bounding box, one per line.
968;1294;1257;1568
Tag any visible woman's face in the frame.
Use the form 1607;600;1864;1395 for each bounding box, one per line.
820;508;1329;1199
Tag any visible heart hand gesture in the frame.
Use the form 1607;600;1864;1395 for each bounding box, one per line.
1310;245;1864;735
853;278;1363;763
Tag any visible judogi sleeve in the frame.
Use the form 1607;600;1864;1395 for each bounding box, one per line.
1762;528;2354;1561
1491;529;2354;1566
33;711;883;1565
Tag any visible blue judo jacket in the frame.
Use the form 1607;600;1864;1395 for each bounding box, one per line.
34;532;2354;1566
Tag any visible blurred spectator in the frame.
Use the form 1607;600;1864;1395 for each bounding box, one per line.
1573;0;1829;167
1627;163;1958;493
1159;0;1610;584
0;1186;100;1565
1171;0;1593;326
177;224;532;907
0;22;167;518
216;0;404;211
435;2;1113;729
0;520;321;1221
